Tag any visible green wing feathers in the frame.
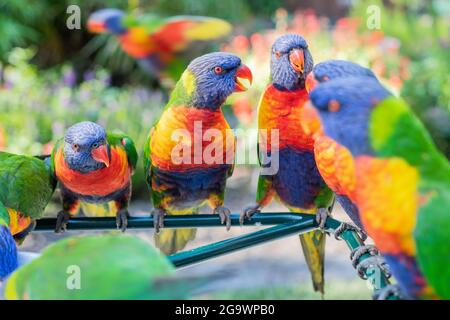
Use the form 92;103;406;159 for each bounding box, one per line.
370;97;450;183
0;152;55;219
107;132;138;170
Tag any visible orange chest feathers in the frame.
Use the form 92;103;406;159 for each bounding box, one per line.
258;85;321;151
150;106;235;171
55;146;131;196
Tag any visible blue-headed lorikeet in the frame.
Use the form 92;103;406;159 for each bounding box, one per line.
87;8;232;84
0;152;56;279
51;122;138;233
144;52;252;254
309;76;450;299
3;234;218;299
306;60;378;231
239;34;334;294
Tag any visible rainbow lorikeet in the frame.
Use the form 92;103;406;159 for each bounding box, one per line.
306;60;378;231
51;122;138;233
240;34;335;294
144;52;252;254
310;76;450;299
87;8;232;84
0;152;56;279
3;234;217;299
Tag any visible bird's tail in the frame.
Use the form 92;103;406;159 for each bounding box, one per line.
155;228;197;255
299;230;326;295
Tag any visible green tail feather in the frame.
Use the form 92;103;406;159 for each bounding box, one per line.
299;230;326;294
155;228;197;255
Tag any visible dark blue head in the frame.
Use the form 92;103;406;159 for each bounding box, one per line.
175;52;252;110
87;8;126;35
270;34;313;91
309;76;391;156
306;60;377;91
63;122;111;173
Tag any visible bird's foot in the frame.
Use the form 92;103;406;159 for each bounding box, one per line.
334;222;367;241
315;207;331;232
151;208;166;234
354;255;391;280
350;245;379;268
55;211;71;233
116;209;129;232
214;206;231;231
373;284;405;300
239;204;261;224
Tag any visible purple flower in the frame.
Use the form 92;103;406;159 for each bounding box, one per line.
63;67;77;87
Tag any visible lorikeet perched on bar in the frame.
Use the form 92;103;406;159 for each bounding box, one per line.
52;122;138;233
306;60;378;231
0;152;56;279
310;76;450;299
3;234;216;299
240;34;334;294
87;8;232;84
144;52;252;254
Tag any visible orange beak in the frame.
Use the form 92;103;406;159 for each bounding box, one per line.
289;48;305;74
234;64;253;92
91;145;110;167
87;19;107;33
305;72;319;92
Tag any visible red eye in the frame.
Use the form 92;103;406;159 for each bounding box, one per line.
328;100;341;112
72;144;79;151
275;51;281;59
214;66;223;74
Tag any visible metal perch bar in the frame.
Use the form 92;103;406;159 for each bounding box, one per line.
34;213;394;298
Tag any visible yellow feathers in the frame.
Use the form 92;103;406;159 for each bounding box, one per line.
182;71;196;97
370;96;408;151
355;156;419;255
184;18;232;41
80;202;118;217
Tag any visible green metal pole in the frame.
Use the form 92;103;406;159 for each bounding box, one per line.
169;221;316;267
33;213;310;231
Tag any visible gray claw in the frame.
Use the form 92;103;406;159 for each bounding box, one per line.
239;204;261;224
355;256;391;280
373;284;405;300
55;211;71;233
151;208;166;233
214;206;231;231
350;245;379;268
116;209;129;232
334;222;367;241
315;207;330;231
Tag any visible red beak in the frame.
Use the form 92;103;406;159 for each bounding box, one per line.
289;48;305;74
305;72;319;92
87;19;107;33
91;145;110;167
234;64;253;92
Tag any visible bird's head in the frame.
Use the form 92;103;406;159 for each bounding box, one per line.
87;8;126;35
270;34;313;91
309;76;391;156
63;122;111;173
172;52;253;110
306;60;377;92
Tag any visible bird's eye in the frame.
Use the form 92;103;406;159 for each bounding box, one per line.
275;51;281;59
92;142;99;149
214;66;223;74
328;100;341;112
72;144;79;152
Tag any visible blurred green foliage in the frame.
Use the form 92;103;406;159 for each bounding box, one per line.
351;0;450;157
0;48;164;196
